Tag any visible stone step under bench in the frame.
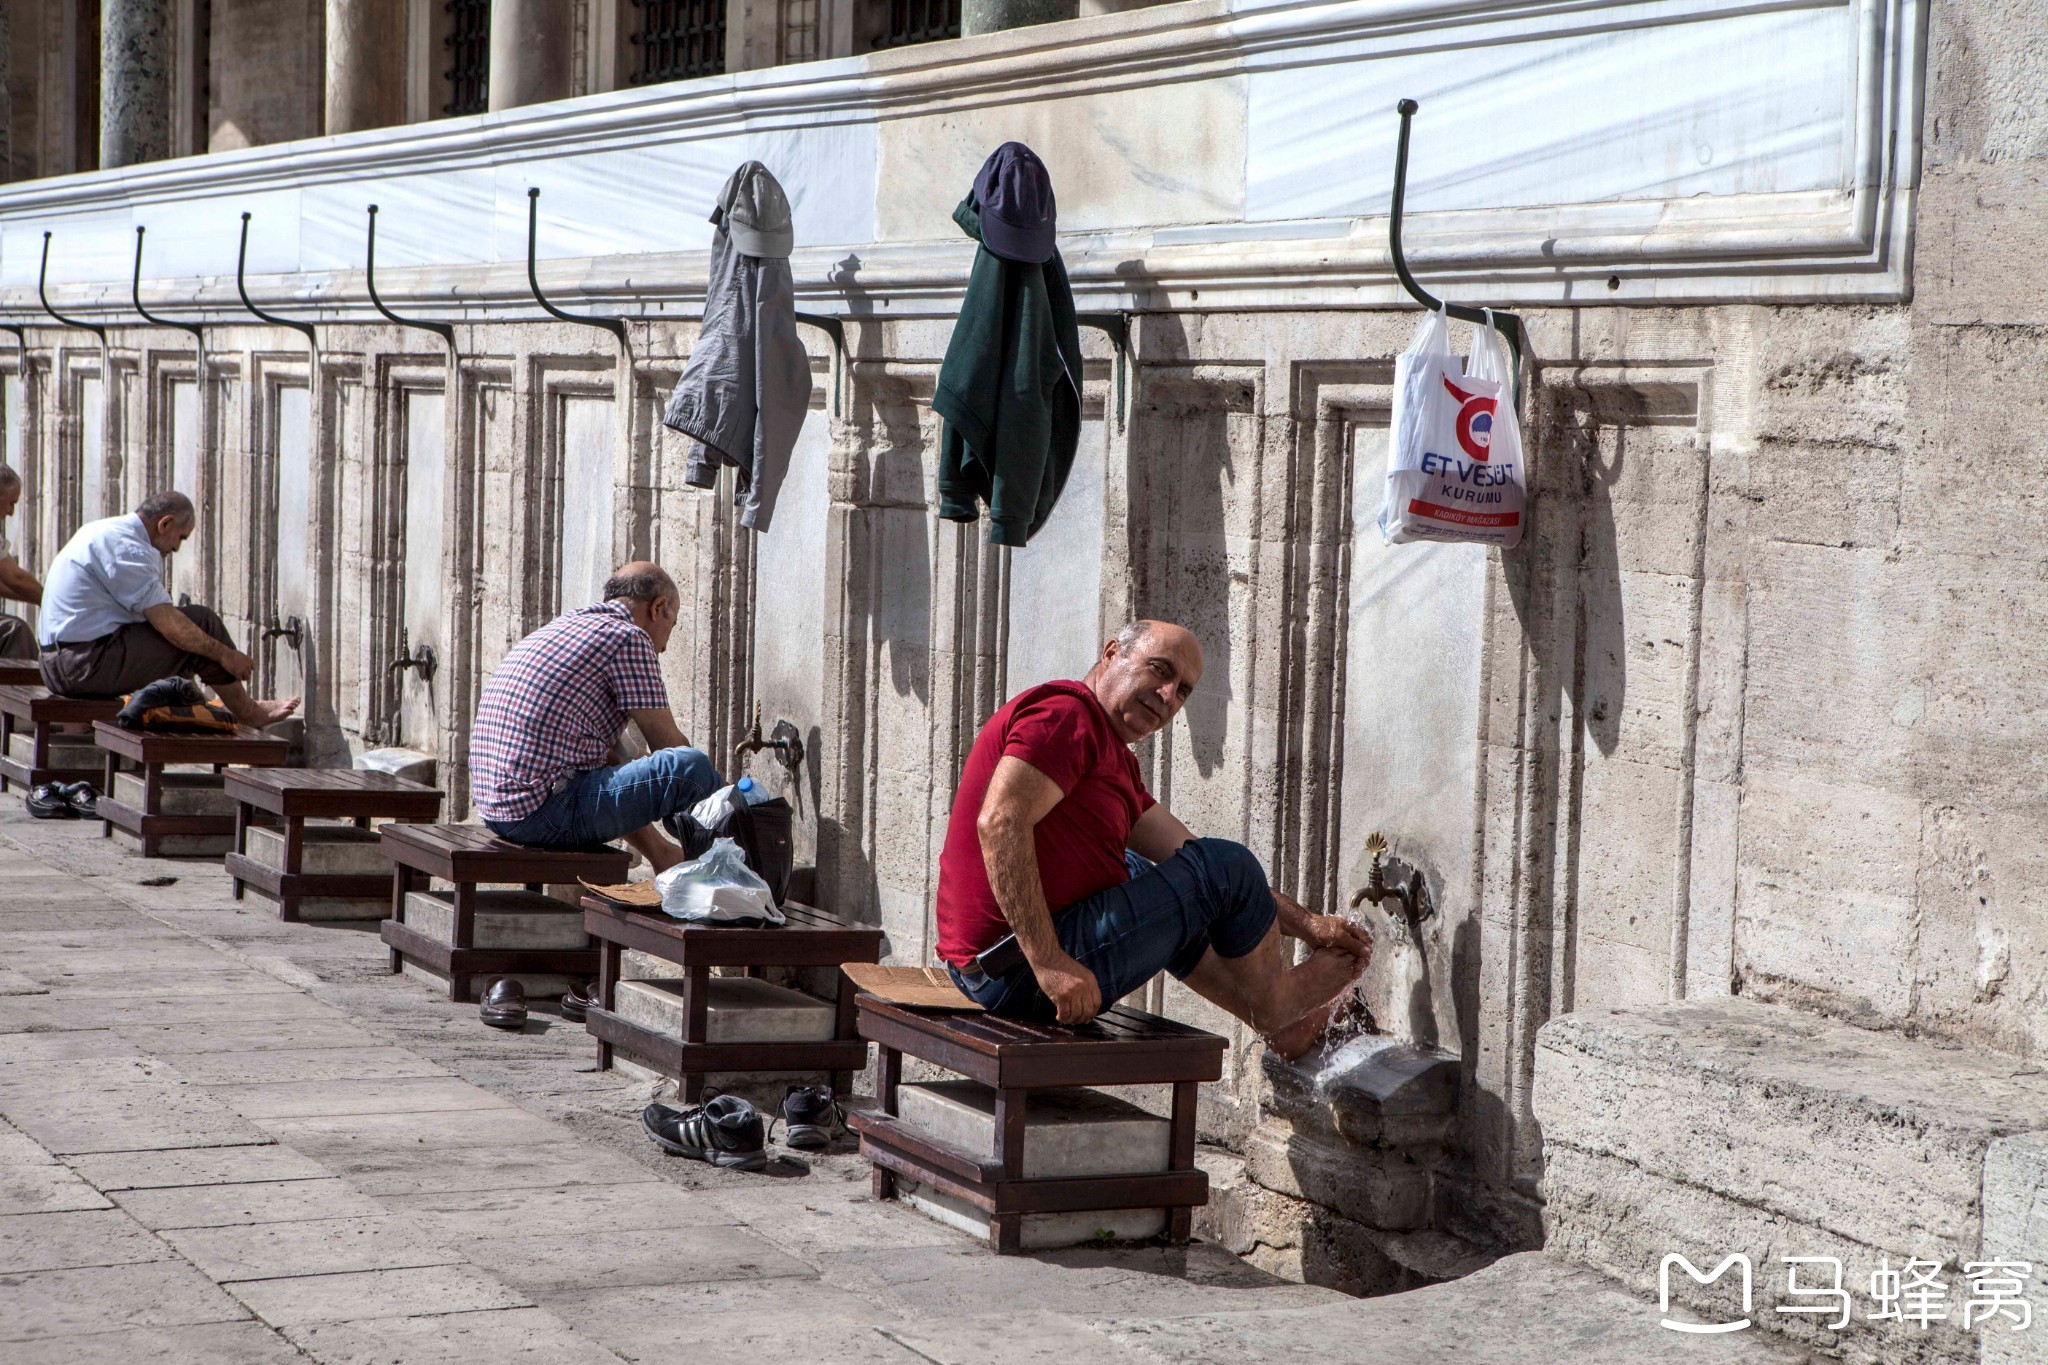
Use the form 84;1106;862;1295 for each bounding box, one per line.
225;767;442;922
398;888;591;998
607;977;840;1099
381;823;626;1003
891;1080;1174;1249
0;686;120;790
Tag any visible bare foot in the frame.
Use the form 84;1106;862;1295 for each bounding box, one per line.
1266;996;1341;1060
244;696;301;726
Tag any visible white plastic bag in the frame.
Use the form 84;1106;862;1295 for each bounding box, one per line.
655;837;784;925
1380;307;1525;548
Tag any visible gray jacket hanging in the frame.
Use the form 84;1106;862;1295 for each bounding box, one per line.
663;162;812;532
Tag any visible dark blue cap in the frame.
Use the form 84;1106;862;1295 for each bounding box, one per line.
972;142;1057;264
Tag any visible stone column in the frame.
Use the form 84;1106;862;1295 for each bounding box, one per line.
100;0;172;168
487;0;576;112
326;0;408;134
961;0;1079;37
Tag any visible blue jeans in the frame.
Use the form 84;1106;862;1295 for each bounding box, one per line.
950;837;1278;1023
485;747;723;849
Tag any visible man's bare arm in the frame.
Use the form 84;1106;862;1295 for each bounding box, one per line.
977;755;1102;1024
627;708;690;753
0;558;41;606
142;604;252;681
1127;803;1195;862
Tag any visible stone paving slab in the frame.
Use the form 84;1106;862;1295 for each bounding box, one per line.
116;1017;389;1055
547;1281;922;1363
0;1030;137;1062
0;1207;172;1272
203;1076;517;1121
224;1262;533;1325
2;1319;307;1365
281;1307;632;1365
163;1046;449;1086
0;1163;116;1214
0;1259;252;1340
386;1178;706;1239
308;1141;654;1197
70;1142;329;1191
164;1213;465;1281
115;1176;388;1230
464;1222;817;1293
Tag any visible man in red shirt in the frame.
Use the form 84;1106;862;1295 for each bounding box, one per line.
935;620;1371;1058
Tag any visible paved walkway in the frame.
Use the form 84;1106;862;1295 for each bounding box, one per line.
0;804;1808;1364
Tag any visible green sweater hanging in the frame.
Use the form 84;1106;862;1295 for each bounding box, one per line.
933;192;1084;548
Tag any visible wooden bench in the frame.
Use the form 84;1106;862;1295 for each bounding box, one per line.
92;721;293;857
225;769;444;922
850;997;1226;1252
0;663;42;687
0;686;121;791
582;894;883;1102
380;823;628;1003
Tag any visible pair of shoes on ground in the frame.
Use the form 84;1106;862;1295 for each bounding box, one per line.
642;1085;845;1170
26;781;98;820
481;979;599;1030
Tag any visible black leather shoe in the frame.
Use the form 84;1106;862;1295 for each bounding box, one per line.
479;979;528;1030
26;783;75;820
58;782;99;818
559;980;595;1023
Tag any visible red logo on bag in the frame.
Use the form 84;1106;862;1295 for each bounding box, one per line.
1443;377;1496;461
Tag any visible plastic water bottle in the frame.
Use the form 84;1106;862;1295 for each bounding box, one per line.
734;776;771;807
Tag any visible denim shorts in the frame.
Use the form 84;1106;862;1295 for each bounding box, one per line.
486;746;722;849
949;837;1278;1023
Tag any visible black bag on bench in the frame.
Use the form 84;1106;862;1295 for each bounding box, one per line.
727;798;794;905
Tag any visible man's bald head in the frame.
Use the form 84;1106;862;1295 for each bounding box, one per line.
603;562;680;653
1086;618;1205;744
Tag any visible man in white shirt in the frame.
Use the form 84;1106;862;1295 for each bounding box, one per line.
38;490;299;726
0;465;44;660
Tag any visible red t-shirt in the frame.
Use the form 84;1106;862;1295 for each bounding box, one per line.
934;680;1157;969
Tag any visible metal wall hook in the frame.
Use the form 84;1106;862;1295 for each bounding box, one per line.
235;213;318;353
132;227;207;358
525;188;628;350
366;205;456;355
38;234;107;343
1390;98;1524;411
1074;311;1130;429
792;312;845;416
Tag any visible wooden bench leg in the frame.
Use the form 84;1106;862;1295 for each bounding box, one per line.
101;750;118;838
230;800;249;902
871;1044;901;1202
279;816;304;923
388;866;413;972
595;939;620;1071
679;965;710;1103
991;1087;1027;1254
1169;1079;1199;1245
830;967;860;1098
450;881;478;1002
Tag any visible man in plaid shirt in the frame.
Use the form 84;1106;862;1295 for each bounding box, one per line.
471;562;721;871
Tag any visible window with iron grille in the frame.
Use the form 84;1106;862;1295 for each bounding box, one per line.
631;0;727;84
443;0;491;116
781;0;821;65
876;0;960;48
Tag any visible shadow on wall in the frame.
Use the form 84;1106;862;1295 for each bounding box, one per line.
1124;306;1235;780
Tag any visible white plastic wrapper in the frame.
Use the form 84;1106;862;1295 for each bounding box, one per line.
655;837;784;926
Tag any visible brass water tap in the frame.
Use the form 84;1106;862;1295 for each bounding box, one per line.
732;701;805;775
1349;832;1429;923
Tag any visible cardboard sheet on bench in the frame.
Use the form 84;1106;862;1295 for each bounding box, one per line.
843;964;981;1011
581;879;660;908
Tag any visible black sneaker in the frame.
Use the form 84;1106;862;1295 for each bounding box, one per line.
642;1096;767;1171
780;1085;843;1149
26;783;75;820
58;782;99;818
